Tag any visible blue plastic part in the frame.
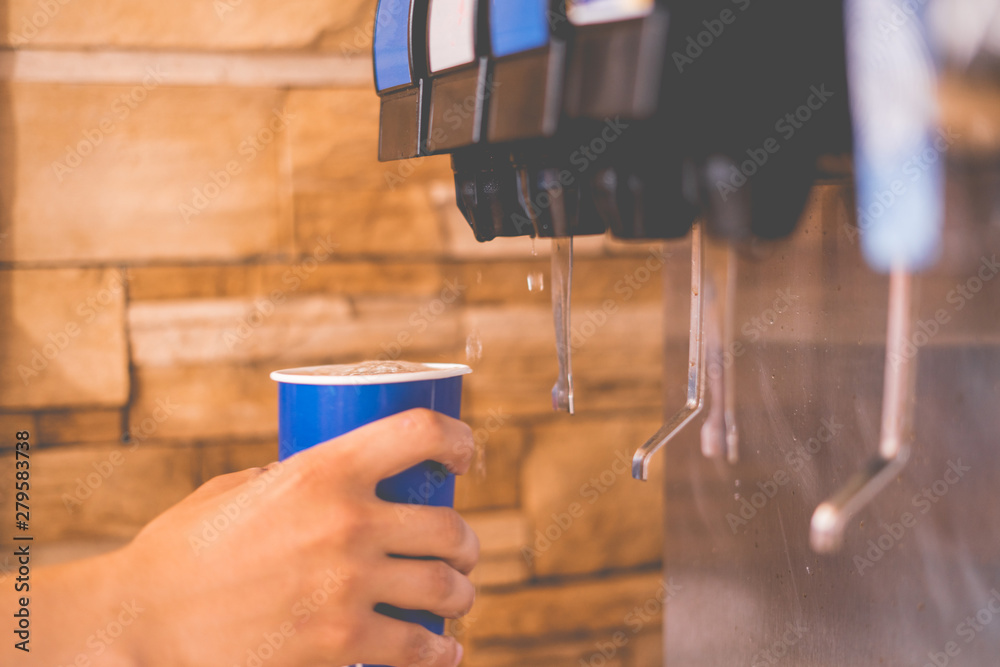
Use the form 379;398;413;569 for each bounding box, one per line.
374;0;413;91
490;0;550;58
855;137;944;273
846;0;943;273
275;373;465;663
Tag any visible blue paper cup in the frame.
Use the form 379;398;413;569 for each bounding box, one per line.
270;361;471;665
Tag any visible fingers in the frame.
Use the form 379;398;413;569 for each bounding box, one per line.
305;409;475;488
372;557;475;620
379;505;480;575
355;612;464;667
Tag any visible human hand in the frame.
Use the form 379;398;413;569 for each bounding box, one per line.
102;408;478;667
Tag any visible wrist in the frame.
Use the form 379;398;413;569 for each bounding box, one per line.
89;546;146;667
33;547;144;667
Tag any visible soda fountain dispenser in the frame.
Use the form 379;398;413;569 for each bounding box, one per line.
374;0;1000;663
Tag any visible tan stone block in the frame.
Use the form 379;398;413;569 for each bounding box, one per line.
199;440;279;485
462;306;556;418
464;510;529;557
129;294;463;367
460;255;667;307
351;297;465;362
37;409;124;446
128;265;263;302
287;88;450;257
130;364;278;441
463;511;531;588
0;443;198;541
469;554;530;589
455;418;525;512
627;632;663;667
5;0;375;52
462;302;664;418
0;83;290;263
0;268;129;409
457;258;551;305
570;303;665;414
129;296;347;366
523;417;664;577
466;571;664;642
258;261;446;299
0;413;37;448
128;261;447;303
294;189;445;258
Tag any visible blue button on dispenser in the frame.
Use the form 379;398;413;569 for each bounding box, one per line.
374;0;414;92
486;0;567;144
425;0;539;240
374;0;432;161
490;0;550;58
848;0;943;273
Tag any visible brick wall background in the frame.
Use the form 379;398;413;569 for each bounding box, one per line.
0;2;676;664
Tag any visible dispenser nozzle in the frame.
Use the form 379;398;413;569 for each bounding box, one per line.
551;238;575;414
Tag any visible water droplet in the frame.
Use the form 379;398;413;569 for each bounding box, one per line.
734;493;741;500
806;566;813;575
734;479;741;488
475;442;487;478
465;331;483;362
527;272;545;292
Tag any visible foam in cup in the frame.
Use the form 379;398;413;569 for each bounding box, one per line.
293;360;438;377
270;361;471;386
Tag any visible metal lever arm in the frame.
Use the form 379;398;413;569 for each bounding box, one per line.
810;268;916;552
632;224;707;481
701;239;740;464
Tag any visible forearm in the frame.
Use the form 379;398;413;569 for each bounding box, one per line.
3;550;137;667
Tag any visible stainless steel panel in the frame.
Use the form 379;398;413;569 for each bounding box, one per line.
662;183;1000;666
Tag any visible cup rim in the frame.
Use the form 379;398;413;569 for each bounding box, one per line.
270;363;472;386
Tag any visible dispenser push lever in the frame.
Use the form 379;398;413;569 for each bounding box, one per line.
633;224;707;480
700;238;740;464
810;268;915;552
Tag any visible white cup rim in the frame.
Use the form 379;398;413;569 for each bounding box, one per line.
270;363;472;386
